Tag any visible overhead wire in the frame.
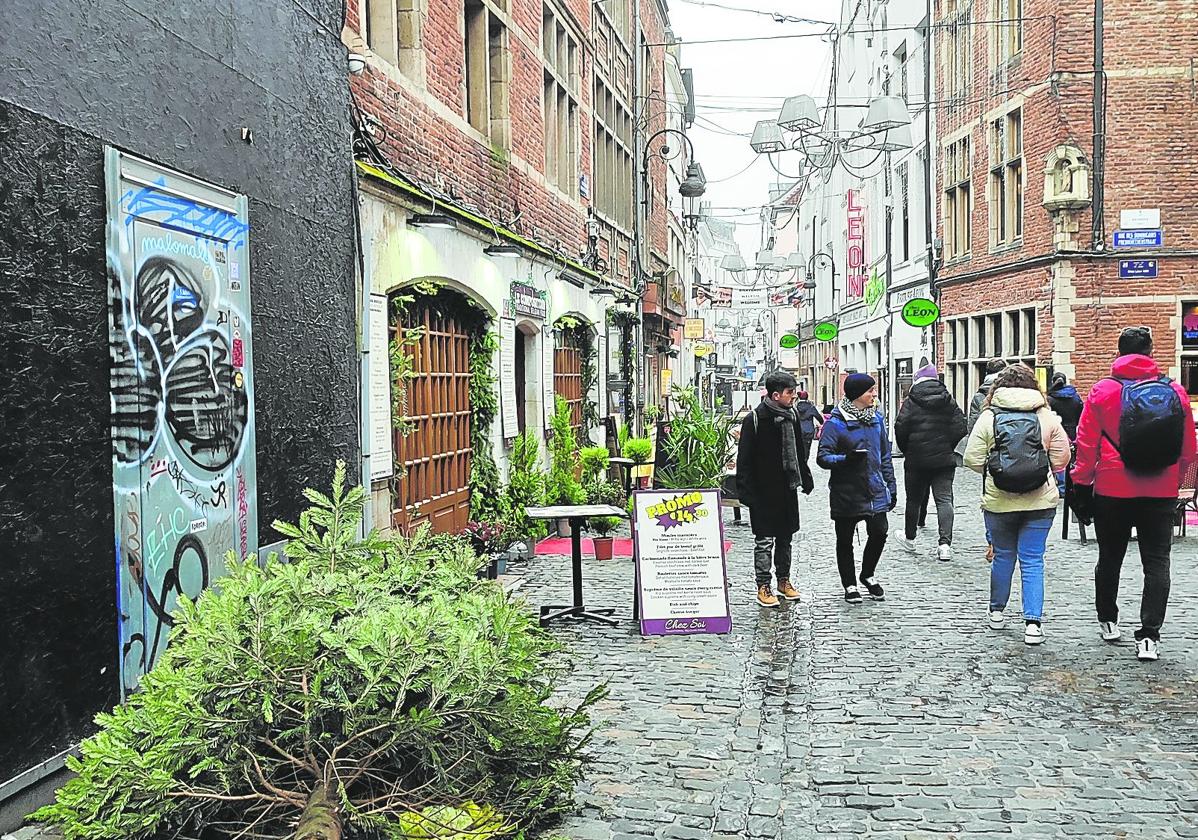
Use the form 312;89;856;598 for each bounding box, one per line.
645;16;1052;47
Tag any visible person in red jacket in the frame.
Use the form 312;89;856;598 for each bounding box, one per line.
1072;327;1198;662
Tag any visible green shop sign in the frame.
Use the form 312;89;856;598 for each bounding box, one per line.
779;333;800;350
864;268;888;316
901;298;940;328
814;321;839;342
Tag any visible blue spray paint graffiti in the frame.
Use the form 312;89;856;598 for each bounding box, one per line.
107;150;257;697
120;177;249;249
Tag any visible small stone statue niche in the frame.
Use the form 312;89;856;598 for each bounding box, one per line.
1042;145;1092;213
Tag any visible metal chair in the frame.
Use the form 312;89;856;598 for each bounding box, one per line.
1176;461;1198;539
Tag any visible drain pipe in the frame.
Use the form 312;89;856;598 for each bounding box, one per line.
1091;0;1106;249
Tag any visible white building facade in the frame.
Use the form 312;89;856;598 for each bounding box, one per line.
795;0;936;419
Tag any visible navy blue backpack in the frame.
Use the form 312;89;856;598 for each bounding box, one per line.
1105;376;1187;474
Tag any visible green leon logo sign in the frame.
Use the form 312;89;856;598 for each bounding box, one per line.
814;321;839;342
864;268;887;316
901;298;940;328
779;333;800;350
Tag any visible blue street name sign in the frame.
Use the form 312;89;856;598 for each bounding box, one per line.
1119;259;1159;279
1113;229;1163;248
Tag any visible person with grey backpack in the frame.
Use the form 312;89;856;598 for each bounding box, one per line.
963;364;1071;645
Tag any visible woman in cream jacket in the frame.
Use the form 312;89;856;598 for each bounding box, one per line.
964;364;1071;645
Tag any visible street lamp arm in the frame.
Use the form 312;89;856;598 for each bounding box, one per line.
643;127;698;164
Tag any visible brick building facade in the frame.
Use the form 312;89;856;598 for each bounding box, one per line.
934;0;1198;406
342;0;685;532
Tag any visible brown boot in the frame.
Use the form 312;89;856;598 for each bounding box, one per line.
756;585;780;608
777;580;801;602
986;543;994;563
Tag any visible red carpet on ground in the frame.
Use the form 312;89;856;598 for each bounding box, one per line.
534;536;733;557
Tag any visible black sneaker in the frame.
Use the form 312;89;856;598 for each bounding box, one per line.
859;576;885;601
844;585;864;604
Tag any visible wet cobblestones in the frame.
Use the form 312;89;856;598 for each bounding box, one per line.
518;466;1198;839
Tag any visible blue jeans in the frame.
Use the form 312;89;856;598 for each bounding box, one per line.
984;508;1056;623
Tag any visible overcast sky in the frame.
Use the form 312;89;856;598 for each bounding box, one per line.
667;0;842;259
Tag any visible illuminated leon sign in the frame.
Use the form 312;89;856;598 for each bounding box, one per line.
847;189;866;298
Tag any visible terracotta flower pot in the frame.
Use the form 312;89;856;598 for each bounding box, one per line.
593;536;615;561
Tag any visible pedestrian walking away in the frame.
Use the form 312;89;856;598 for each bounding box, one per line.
955;357;1009;562
737;370;816;608
1047;372;1085;497
894;362;968;560
817;373;897;604
964;363;1072;646
1070;326;1198;662
794;390;824;460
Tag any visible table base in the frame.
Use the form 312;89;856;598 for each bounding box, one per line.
539;604;618;626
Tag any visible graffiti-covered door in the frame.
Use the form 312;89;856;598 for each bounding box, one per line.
105;149;258;697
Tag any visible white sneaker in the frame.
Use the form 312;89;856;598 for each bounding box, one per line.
1024;623;1045;645
895;536;916;553
1136;638;1159;661
1099;621;1121;642
988;610;1006;630
937;544;952;562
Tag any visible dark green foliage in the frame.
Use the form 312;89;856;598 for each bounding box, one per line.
34;463;601;839
656;387;735;490
547;396;583;505
578;446;610;483
469;331;507;522
620;437;653;464
506;431;548;542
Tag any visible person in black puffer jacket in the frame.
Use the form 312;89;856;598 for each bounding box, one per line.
894;363;968;560
1047;372;1085;498
1047;373;1084;440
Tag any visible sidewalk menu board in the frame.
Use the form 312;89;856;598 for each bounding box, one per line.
632;489;732;635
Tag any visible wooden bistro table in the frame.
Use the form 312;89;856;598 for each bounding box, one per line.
524;504;627;627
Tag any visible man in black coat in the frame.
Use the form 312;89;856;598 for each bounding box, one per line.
894;363;968;561
737;370;815;608
794;390;824;458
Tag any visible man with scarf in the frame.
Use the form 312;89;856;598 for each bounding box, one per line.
817;373;898;604
737;370;816;608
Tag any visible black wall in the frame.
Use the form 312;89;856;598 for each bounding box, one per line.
0;0;359;783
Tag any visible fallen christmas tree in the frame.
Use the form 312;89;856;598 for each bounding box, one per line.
34;462;602;840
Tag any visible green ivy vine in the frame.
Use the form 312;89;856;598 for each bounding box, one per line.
388;283;501;522
554;315;598;440
607;310;637;426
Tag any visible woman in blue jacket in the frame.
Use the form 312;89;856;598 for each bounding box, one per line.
817;373;898;604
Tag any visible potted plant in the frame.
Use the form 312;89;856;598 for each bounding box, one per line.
505;430;547;555
622;436;653;489
460;519;509;578
580;445;611;483
548;396;583;535
588;515;621;560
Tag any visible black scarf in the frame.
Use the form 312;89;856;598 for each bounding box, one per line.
762;398;801;490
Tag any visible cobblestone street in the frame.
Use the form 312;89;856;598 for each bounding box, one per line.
518;465;1198;839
